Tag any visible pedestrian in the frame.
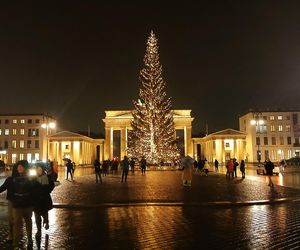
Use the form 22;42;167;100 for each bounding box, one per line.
181;156;194;186
265;159;274;187
102;160;108;176
34;166;54;237
279;159;286;175
204;160;209;176
72;161;76;175
214;159;219;172
0;164;19;245
53;159;59;182
121;156;130;182
130;158;135;173
226;159;234;178
233;158;239;177
94;159;102;183
11;160;37;249
140;156;147;175
240;160;246;178
196;159;204;174
65;159;73;181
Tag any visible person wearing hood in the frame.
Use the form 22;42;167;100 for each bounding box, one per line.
11;160;38;249
181;156;194;186
0;164;19;245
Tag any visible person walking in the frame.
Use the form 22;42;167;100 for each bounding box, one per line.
265;159;274;187
121;156;130;182
233;158;239;177
140;157;147;175
94;159;102;184
65;159;73;181
240;160;246;178
72;161;76;175
130;158;135;173
11;160;37;249
214;159;219;172
226;159;234;178
279;159;286;175
181;156;194;186
0;164;19;245
34;166;54;237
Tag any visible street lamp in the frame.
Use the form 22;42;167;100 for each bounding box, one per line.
41;122;56;163
250;112;264;164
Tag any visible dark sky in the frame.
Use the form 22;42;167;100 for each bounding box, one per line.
1;1;300;136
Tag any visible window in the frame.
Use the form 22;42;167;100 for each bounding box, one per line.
4;141;8;149
65;144;70;149
27;153;32;163
278;149;284;160
12;129;17;135
0;120;1;124
278;115;283;120
19;153;24;160
28;129;31;136
256;137;260;145
271;150;277;161
287;115;290;120
270;116;275;121
280;136;284;145
12;140;17;148
270;125;275;132
28;119;32;124
287;137;292;145
278;125;283;132
27;140;32;148
286;125;291;132
5;119;9;124
32;130;36;136
4;129;9;135
35;153;39;161
12;154;17;164
19;140;25;148
20;119;25;124
272;137;276;145
264;137;268;145
35;119;40;124
256;125;267;133
12;119;17;124
35;140;39;149
263;116;267;120
20;129;25;135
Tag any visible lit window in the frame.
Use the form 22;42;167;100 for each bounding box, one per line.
280;137;284;145
271;150;277;161
19;140;25;148
32;130;36;136
12;140;17;148
278;125;283;132
27;153;32;163
35;153;39;161
12;119;17;124
270;116;275;121
4;129;9;135
286;125;291;132
20;119;25;124
278;115;283;120
12;154;17;164
20;129;25;135
19;153;24;160
12;129;17;135
270;125;275;132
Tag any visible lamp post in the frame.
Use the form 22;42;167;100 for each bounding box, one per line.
41;122;56;163
250;112;264;164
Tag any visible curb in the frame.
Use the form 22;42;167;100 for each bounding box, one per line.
1;197;300;209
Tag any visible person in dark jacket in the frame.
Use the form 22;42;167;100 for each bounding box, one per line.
140;157;147;175
240;160;246;178
94;159;102;183
233;158;239;177
34;166;54;237
65;159;73;181
121;156;130;182
265;159;274;187
214;159;219;172
11;160;37;249
0;164;19;244
130;158;135;173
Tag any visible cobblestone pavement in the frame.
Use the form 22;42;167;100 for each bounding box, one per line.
1;203;300;249
1;171;300;249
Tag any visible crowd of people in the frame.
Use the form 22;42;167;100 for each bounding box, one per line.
0;160;55;249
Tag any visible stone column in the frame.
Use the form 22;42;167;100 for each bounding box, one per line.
184;126;193;157
121;128;127;159
104;127;113;160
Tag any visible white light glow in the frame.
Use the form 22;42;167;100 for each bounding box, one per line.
258;120;264;125
49;122;56;129
250;120;256;125
29;169;37;176
41;123;47;128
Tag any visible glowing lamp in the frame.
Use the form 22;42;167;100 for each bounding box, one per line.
250;120;256;125
41;123;47;128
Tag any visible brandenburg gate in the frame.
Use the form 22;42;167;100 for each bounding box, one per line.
102;110;194;160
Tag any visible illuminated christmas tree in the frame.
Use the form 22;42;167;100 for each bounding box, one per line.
128;31;179;164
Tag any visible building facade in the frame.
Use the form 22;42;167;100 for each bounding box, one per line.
48;131;104;165
239;111;300;163
0;114;56;165
102;110;194;160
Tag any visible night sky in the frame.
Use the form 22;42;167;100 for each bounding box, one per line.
1;1;300;136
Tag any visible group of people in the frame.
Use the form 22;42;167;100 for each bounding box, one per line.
0;160;54;249
225;158;246;178
93;156;147;183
